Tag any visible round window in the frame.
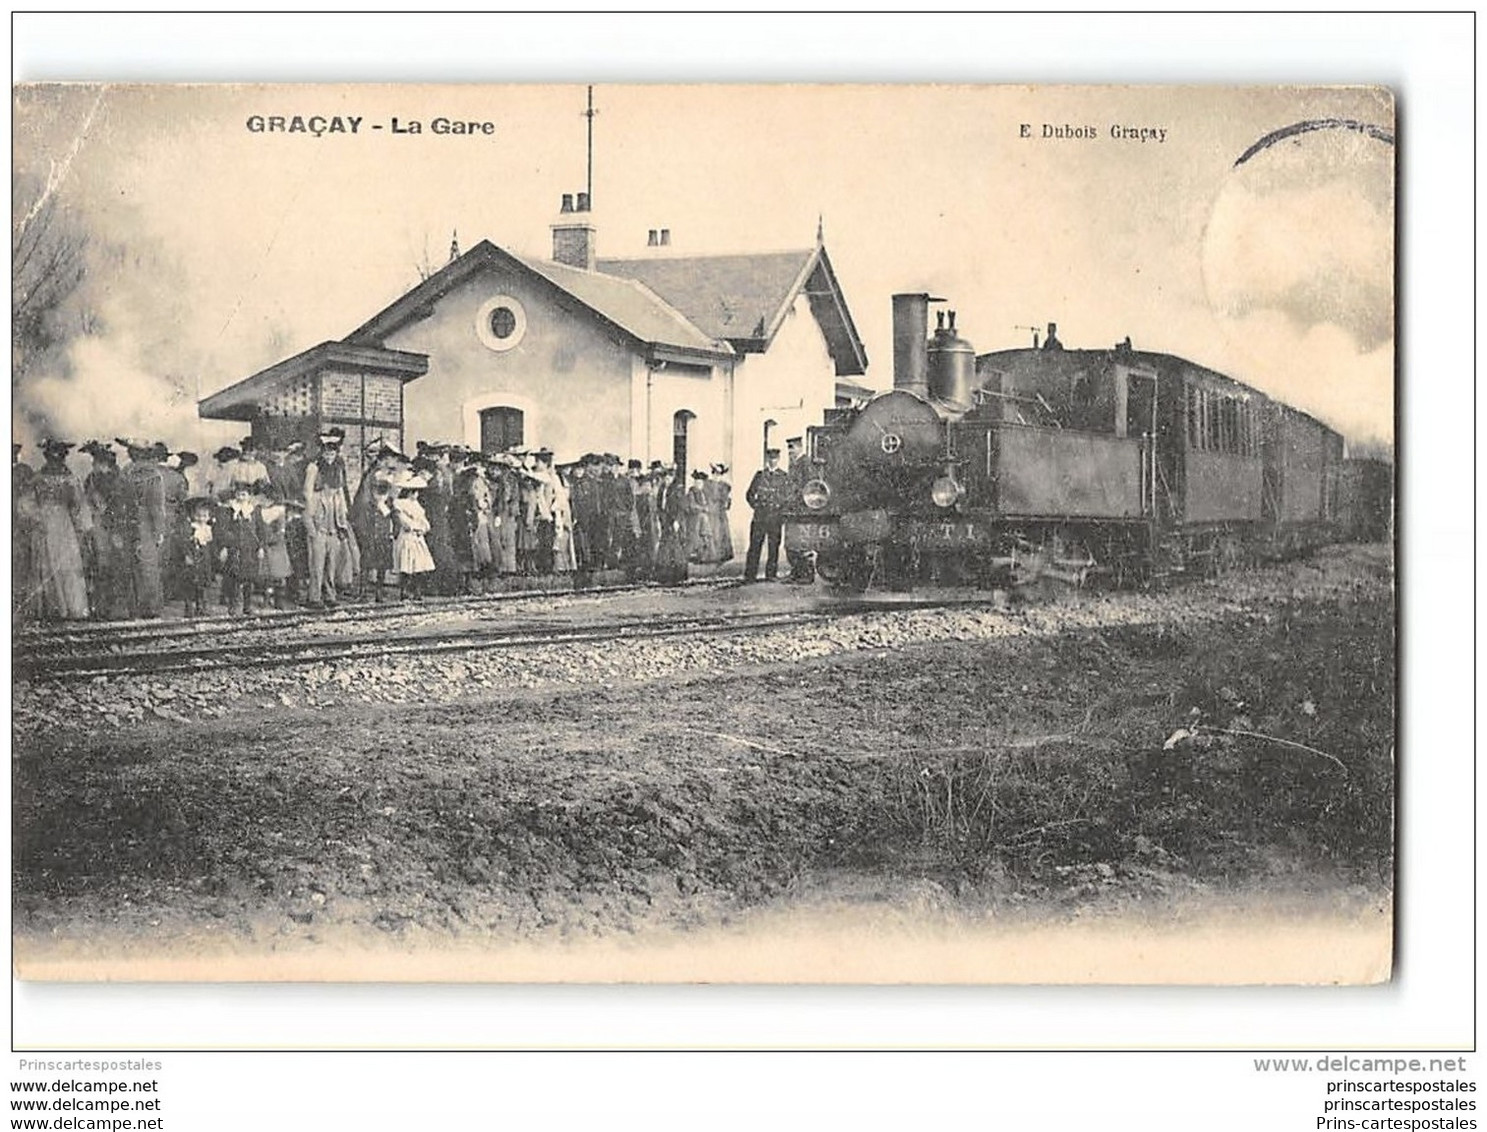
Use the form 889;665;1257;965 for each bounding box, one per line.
489;306;517;340
476;295;527;352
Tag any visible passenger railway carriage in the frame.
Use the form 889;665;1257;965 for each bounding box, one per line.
783;293;1362;591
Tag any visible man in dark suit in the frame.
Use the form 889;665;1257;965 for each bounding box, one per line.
743;447;790;582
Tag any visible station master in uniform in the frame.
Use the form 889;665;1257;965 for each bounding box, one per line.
743;447;791;582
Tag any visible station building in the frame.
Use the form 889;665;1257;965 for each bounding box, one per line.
199;193;869;549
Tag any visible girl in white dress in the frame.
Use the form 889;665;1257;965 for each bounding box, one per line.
391;474;435;601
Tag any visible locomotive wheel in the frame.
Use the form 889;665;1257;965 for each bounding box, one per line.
1214;535;1241;577
880;543;918;592
937;552;982;588
820;549;874;594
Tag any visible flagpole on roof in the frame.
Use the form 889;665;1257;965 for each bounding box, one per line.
584;85;597;204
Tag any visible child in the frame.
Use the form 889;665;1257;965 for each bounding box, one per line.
391;473;435;601
255;484;293;610
179;497;216;617
217;483;262;615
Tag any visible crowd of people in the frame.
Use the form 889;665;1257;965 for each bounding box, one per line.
12;428;744;623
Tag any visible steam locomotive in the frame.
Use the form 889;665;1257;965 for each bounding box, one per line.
782;293;1388;591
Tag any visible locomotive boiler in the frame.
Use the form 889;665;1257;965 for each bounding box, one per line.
783;293;1356;591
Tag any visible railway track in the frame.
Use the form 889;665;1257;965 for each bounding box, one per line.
14;591;1001;683
11;575;740;652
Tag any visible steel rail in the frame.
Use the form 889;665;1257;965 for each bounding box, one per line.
12;576;741;652
15;594;1005;683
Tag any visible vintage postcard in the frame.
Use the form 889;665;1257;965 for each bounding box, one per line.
12;83;1394;983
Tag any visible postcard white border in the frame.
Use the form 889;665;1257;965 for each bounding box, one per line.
8;11;1470;1054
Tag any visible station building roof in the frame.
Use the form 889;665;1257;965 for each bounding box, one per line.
597;245;868;377
198;340;428;422
345;240;735;364
201;236;868;423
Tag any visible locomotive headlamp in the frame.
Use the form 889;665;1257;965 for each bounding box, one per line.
931;470;964;509
802;479;832;510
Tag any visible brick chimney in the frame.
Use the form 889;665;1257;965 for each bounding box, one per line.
551;191;596;270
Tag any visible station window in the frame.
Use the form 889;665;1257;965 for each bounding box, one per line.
674;409;696;481
475;294;528;353
479;406;524;455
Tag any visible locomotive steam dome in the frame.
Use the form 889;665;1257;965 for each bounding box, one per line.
927;310;976;409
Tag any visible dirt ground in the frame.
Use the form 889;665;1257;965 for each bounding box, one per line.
12;545;1395;981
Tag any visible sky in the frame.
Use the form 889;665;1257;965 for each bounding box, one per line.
12;82;1394;455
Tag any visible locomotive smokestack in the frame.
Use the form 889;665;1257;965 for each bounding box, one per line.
892;293;933;398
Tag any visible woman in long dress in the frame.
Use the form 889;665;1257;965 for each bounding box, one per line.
449;460;479;592
27;440;91;621
81;442;131;620
551;467;576;574
684;470;714;564
655;469;690;584
491;462;521;577
352;449;398;602
420;452;458;596
468;463;498;585
706;465;734;563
